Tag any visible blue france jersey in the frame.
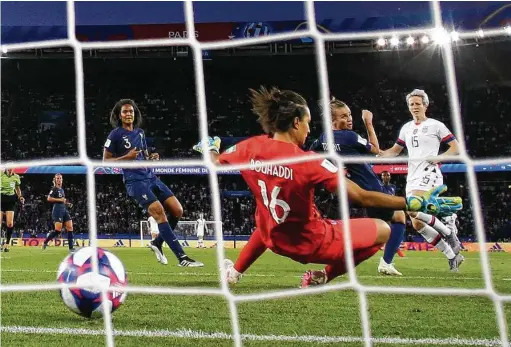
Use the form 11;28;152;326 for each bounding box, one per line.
104;127;154;182
310;130;383;192
381;183;397;196
49;187;66;213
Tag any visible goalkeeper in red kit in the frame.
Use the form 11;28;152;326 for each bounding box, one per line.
193;86;462;288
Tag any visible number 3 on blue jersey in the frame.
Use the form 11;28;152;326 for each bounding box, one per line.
123;138;131;149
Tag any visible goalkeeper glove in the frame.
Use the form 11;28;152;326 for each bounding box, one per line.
406;185;462;216
193;136;221;154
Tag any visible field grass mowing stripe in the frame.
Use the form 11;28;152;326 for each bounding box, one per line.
0;326;502;346
0;269;488;281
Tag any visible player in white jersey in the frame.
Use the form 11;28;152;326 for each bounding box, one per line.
147;216;168;265
442;213;459;235
195;213;207;249
381;89;464;271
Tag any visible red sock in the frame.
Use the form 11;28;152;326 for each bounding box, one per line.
324;245;381;282
234;228;267;273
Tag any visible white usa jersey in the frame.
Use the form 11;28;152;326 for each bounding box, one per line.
148;216;159;234
442;213;458;232
196;218;206;234
396;118;455;194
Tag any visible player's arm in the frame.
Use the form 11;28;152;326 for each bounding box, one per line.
361;110;380;154
14;177;24;204
380;124;406;157
431;123;459;164
312;159;461;215
346;179;407;210
47;190;66;203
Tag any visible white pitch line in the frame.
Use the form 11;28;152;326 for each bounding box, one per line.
0;268;491;281
0;326;503;346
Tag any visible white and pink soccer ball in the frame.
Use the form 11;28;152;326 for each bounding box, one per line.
57;247;128;318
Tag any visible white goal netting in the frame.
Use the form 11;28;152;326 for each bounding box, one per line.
1;1;510;347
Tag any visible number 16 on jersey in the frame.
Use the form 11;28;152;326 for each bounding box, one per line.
258;180;290;224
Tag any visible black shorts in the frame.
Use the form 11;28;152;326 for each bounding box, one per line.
366;207;394;222
1;194;17;212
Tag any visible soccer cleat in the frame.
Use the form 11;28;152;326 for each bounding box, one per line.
3;248;9;253
449;253;465;272
178;256;204;267
445;233;462;255
378;257;403;276
300;270;327;288
42;243;48;251
148;240;163;263
160;253;168;265
223;259;242;285
397;249;406;258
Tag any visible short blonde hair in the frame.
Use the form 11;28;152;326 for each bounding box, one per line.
406;89;429;107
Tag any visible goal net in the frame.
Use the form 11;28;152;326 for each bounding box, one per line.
2;1;510;347
139;220;217;247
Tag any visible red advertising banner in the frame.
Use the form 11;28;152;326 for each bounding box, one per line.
132;23;235;42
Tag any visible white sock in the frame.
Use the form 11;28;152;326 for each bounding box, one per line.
415;213;452;237
435;239;456;260
417;225;455;260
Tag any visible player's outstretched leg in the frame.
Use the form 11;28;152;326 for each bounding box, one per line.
148;201;203;267
379;211;406;276
411;212;461;254
301;219;390;288
223;228;267;285
413;219;464;272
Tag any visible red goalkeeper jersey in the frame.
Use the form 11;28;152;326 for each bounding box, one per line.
219;135;340;253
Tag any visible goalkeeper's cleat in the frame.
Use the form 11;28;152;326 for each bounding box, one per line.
378;257;403;276
149;240;163;263
449;253;465;272
178;256;204;267
445;232;462;255
223;259;242;285
300;270;327;288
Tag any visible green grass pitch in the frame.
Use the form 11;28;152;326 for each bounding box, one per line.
1;247;510;346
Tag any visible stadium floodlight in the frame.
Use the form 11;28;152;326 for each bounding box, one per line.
451;31;460;42
1;46;7;54
376;37;386;46
389;36;399;46
506;26;511;35
420;35;430;44
477;29;484;38
432;28;449;45
406;36;415;45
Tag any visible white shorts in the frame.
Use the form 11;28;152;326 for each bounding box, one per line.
406;170;443;196
150;229;160;235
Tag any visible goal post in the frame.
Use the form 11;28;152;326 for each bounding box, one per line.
139;220;219;247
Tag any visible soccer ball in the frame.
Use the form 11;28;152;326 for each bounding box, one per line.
57;247;128;318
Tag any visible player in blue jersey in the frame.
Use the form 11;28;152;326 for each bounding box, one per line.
42;174;75;252
310;98;407;275
103;99;203;267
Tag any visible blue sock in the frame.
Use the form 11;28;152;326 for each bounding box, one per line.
383;222;405;264
157;222;186;259
67;231;74;250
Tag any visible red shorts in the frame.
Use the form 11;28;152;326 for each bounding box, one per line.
270;218;378;265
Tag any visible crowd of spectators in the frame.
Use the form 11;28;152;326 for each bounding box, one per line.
2;56;510;161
